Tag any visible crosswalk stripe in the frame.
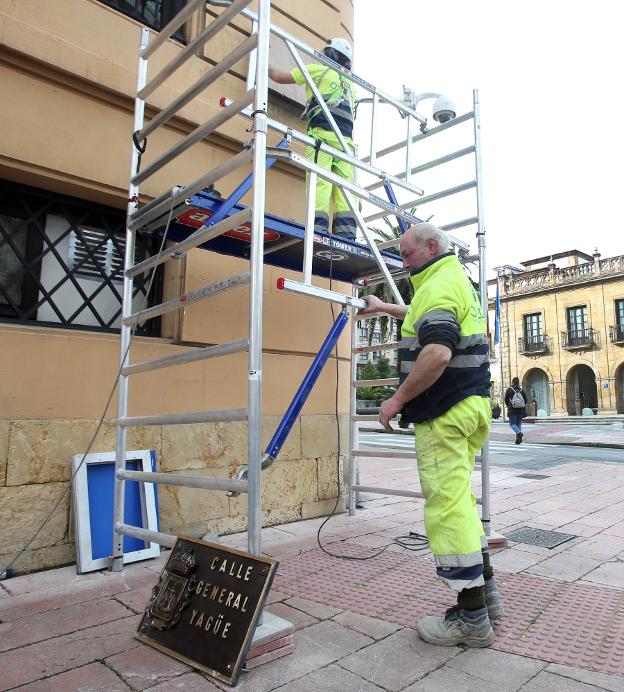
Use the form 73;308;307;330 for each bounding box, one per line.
359;436;555;451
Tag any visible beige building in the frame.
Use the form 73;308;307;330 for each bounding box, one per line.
493;250;624;416
0;0;355;572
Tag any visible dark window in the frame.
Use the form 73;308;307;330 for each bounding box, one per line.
616;299;624;326
567;305;588;334
0;180;163;335
523;312;543;346
97;0;187;41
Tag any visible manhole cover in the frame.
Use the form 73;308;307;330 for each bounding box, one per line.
505;527;576;549
517;473;551;480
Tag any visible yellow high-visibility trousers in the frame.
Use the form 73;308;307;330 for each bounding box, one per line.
304;126;356;237
414;395;491;591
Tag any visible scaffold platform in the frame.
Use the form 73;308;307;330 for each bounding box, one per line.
150;189;403;283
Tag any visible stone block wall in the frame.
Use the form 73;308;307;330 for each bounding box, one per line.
0;414;348;574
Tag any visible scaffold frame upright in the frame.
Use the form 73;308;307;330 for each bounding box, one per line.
110;0;493;577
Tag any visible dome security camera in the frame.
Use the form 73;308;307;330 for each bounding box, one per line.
432;95;456;123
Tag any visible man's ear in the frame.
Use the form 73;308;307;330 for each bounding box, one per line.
426;238;438;255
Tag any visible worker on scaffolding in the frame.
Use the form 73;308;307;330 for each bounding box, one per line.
268;38;357;240
359;223;504;648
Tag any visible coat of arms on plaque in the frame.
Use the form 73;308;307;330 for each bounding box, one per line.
143;545;197;631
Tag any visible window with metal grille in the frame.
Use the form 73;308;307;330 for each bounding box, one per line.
97;0;187;41
0;214;29;309
68;227;127;283
0;180;163;335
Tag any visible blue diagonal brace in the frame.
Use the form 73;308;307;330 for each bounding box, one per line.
383;181;423;234
265;310;349;460
208;138;290;227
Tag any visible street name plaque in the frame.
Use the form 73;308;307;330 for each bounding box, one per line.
136;536;278;685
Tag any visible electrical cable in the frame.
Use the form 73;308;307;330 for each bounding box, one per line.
313;201;428;560
0;200;177;579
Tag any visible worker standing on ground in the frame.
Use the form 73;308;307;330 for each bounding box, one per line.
268;38;357;240
359;223;504;648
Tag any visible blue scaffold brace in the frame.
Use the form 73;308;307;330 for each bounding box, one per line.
383;180;424;235
265;310;349;460
207;138;290;227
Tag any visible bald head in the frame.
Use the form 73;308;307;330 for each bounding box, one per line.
399;223;450;271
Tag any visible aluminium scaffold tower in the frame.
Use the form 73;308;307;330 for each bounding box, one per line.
110;0;493;576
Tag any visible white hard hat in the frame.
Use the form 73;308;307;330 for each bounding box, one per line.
325;37;352;61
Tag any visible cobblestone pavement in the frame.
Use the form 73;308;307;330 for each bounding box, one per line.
4;449;624;689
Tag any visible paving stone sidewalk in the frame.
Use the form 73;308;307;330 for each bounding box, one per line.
363;419;624;448
490;420;624;448
4;453;624;690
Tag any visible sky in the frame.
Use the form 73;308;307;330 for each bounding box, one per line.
353;0;623;276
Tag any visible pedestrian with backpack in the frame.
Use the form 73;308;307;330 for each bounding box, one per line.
505;376;528;444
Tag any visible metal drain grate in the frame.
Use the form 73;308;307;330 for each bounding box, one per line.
506;526;577;549
517;473;551;480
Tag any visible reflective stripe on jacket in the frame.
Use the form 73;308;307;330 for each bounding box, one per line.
399;252;491;423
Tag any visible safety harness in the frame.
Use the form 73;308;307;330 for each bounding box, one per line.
301;67;355;138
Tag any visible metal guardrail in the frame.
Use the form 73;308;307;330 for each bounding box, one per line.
561;328;597;350
518;335;550;354
610;324;624;344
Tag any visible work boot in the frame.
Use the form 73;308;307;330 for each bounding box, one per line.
485;578;505;621
417;605;494;648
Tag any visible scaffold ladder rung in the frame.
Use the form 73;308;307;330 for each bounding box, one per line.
441;217;479;232
122;339;248;376
366;146;476;192
141;35;258;139
138;0;254;99
353;342;400;353
351;414;398;421
364;181;478;224
132;90;254;185
128;148;253;230
352;484;424;500
223;99;425;197
353;378;400;387
117;470;249;493
116;523;177;548
126;208;252;278
123;271;250;326
119;408;247;427
276;277;368;309
362;111;475;164
140;0;205;59
356;271;408;287
351;449;415;458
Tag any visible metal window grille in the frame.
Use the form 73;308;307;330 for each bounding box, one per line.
68;227;126;283
0;180;163;335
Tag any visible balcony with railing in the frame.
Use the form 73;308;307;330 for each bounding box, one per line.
518;335;550;355
610;324;624;345
561;328;598;350
501;254;624;297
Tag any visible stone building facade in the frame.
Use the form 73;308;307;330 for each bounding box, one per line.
494;250;624;416
0;0;354;572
